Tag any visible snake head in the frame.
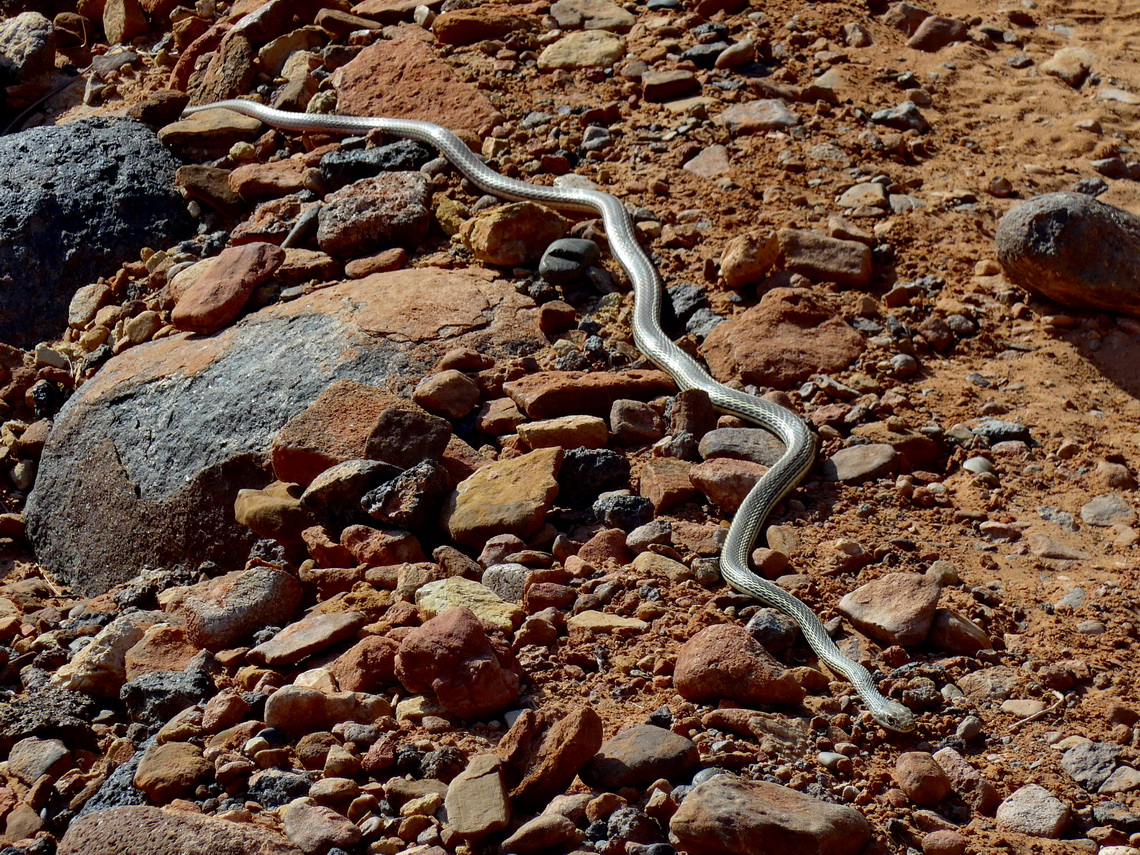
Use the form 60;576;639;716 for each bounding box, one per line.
876;699;916;733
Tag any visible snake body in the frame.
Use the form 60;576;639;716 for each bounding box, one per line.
185;100;914;732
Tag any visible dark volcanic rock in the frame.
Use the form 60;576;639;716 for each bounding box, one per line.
75;739;150;818
119;654;215;729
0;687;95;752
0;118;193;346
27;269;542;595
996;192;1140;317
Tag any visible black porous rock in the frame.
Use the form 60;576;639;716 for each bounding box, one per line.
75;738;151;818
319;140;435;191
558;447;631;507
0;688;95;753
0;117;194;346
246;769;313;808
119;655;215;729
593;493;654;530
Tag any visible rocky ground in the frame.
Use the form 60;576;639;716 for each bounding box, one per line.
0;0;1138;852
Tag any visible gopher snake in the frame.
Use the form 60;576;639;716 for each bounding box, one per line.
185;100;915;732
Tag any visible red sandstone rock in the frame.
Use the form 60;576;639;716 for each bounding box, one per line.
396;607;520;718
674;623;806;706
171;242;285;335
701;288;865;387
332;35;503;133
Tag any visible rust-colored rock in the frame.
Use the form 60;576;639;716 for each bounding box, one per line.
272;379;450;486
504;370;675;419
171;242;285;335
701;288;864;388
441;447;562;548
675;623;806;706
432;2;542;45
332;35;503;133
396;607;521;718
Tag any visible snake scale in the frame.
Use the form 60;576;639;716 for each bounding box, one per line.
186;100;915;732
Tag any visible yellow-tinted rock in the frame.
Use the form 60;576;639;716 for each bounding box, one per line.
441;446;562;547
458;201;569;265
416;576;524;631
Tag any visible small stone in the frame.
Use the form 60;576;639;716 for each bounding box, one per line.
1099;766;1140;795
133;742;212;804
500;813;584;853
1061;741;1121;790
506;706;604;806
171;243;285;334
689;457;770;514
894;752;951;806
551;0;635;30
282;801;363;854
611;399;664;445
413;369;481;419
777;229;872;287
416;576;524;632
922;830;967;855
519;414;609;449
870;100;930;133
837;572;941;646
566;610;647;642
675;624;805;706
7;737;70;785
996;193;1140;318
882;2;931;35
397;607;520;718
670;775;871;855
639;457;698;511
1041;47;1096;88
539;238;600;285
234;481;313;543
158;565;302;650
906;15;967;50
264;685;391;735
58;805;297;854
720;232;780;288
843;22;873;46
441;447;562;548
838;182;889;209
716;99;799;134
445;754;510;838
927;609;991;655
821;444;899;484
996;784;1071;838
459;201;569;265
504;369;674;419
683;145;732;179
361;459;451;532
580;725;698;788
247;611;366;667
1081;493;1137;527
317;172;431;257
104;0;147;44
642;69;699;102
537;30;625;70
698;427;785;466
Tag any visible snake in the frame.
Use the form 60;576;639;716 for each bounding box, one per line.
184;100;915;732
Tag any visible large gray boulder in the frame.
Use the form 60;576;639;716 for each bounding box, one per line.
26;268;543;595
996;191;1140;317
0;117;193;347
